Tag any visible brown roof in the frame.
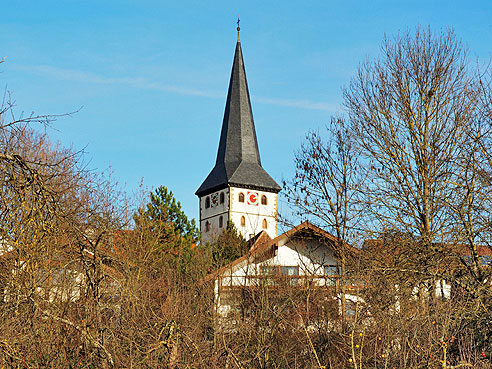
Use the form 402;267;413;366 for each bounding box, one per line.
248;230;272;251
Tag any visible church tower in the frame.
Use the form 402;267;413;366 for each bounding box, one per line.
196;31;281;243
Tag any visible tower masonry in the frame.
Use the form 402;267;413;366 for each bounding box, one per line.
196;33;281;243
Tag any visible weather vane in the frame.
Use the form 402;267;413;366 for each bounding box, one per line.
237;15;240;41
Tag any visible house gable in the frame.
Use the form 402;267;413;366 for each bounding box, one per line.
208;221;353;287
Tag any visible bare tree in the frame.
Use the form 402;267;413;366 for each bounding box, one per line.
284;117;365;317
342;27;492;365
344;27;483;246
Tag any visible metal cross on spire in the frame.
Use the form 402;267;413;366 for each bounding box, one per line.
236;15;240;41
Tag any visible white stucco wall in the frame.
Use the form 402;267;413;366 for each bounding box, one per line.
214;236;342;317
219;237;338;288
199;186;278;242
229;187;277;240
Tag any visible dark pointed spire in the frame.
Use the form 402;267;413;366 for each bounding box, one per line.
196;37;281;197
216;41;260;166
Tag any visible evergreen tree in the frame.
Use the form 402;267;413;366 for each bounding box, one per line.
134;186;199;275
135;185;198;242
210;221;248;269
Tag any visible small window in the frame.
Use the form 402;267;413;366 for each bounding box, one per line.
262;218;268;229
280;266;299;277
205;221;210;232
205;197;210;209
220;192;225;204
260;266;278;276
219;216;223;228
239;193;245;203
261;195;267;205
324;265;339;276
324;265;339;287
282;266;299;286
260;266;298;285
240;216;246;227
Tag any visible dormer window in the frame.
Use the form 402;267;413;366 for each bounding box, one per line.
205;197;210;209
261;195;267;205
239;193;245;203
220;192;225;204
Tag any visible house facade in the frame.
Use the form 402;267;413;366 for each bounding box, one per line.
207;221;357;317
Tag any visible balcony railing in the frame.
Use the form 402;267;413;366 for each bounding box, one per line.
218;274;345;290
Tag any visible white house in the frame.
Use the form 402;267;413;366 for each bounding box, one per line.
204;221;359;318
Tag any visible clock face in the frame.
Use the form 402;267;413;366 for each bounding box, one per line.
211;193;219;207
247;191;259;206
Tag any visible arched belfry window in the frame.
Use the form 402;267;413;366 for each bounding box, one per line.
205;197;210;209
219;216;223;228
205;221;210;232
262;218;268;229
239;193;245;203
240;216;246;227
220;192;225;204
261;195;268;205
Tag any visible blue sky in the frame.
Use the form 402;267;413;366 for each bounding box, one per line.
1;0;491;222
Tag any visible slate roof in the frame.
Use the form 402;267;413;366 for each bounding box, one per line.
196;40;281;197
